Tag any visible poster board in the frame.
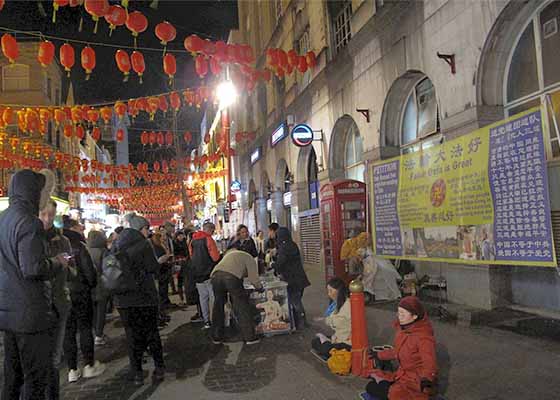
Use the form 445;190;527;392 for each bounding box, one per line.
248;279;292;335
370;108;556;267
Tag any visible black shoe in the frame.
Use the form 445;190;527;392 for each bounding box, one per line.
153;367;165;382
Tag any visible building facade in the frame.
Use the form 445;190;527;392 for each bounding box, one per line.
230;0;560;311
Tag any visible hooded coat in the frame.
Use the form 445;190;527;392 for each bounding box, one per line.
112;228;160;308
375;316;438;400
63;228;97;298
275;227;310;290
87;230;109;301
0;170;58;333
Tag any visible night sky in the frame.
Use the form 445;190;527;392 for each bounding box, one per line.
0;0;238;165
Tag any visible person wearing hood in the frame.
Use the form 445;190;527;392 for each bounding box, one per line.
189;222;221;329
114;213;165;386
63;219;105;383
39;197;75;400
87;230;110;346
274;227;310;330
0;169;69;400
364;296;438;400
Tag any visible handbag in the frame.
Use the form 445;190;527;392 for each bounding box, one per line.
327;348;352;375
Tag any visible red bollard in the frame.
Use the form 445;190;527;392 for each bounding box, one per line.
350;279;374;377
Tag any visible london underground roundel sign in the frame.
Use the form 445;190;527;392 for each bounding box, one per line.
291;124;314;147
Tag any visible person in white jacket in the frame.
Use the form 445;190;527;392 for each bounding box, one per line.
311;278;352;359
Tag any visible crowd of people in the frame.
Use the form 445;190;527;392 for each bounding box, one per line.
0;169;438;400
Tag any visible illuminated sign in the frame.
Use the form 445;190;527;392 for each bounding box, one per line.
250;147;261;164
283;192;292;207
230;180;241;193
291;124;314;147
271;122;287;147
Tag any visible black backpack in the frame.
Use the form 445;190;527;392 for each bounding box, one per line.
101;251;139;294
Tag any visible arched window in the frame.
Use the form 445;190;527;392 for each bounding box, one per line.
505;1;560;158
2;64;30;91
344;124;364;181
401;77;440;154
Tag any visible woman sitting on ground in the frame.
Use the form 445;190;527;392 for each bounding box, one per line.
365;296;437;400
311;277;352;359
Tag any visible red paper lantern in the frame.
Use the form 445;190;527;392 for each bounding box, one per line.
157;132;165;146
242;44;255;64
278;49;288;70
53;109;65;126
116;128;125;142
64;124;74;138
214;41;227;62
201;39;216;57
75;125;85;140
163;53;176;81
147;97;159;120
195;55;208;78
37;41;55;68
140;131;149;145
158;95;168;113
184;34;203;54
131;50;145;83
1;34;18;64
100;106;112;124
71;106;83;124
84;0;109;34
126;11;148;46
288;49;298;67
0;0;4;11
115;49;131;81
155;21;176;46
297;55;308;73
104;4;126;36
210;57;222;76
81;46;96;80
114;101;127;119
52;0;69;23
91;126;101;141
149;131;157;145
87;108;99;124
266;48;278;68
169;92;181;112
306;51;317;68
165;131;173;146
60;43;75;75
183;131;192;143
153;161;160;172
183;89;195;106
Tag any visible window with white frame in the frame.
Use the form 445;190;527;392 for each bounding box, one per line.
2;64;30;91
345;124;364;182
333;1;352;53
297;30;311;89
400;77;440;154
505;0;560;159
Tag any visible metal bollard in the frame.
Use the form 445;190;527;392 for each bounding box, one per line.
349;279;374;377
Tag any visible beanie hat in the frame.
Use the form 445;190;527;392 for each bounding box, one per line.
398;296;425;318
125;212;150;232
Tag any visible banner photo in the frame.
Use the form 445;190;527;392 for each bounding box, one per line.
371;108;556;266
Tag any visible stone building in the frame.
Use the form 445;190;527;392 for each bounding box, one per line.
229;0;560;311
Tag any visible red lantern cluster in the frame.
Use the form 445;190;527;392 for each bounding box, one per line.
140;130;175;147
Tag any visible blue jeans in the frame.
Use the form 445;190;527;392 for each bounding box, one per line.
47;309;69;399
196;280;214;323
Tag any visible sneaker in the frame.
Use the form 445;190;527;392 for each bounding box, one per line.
190;313;203;322
245;338;260;345
203;322;211;330
152;367;165;382
68;369;81;383
83;361;106;378
94;336;106;346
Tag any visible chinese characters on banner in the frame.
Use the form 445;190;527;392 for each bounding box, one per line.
371;108;556;266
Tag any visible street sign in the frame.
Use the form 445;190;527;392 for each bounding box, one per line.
230;180;241;193
291;124;314;147
271;122;287;147
250;147;261;164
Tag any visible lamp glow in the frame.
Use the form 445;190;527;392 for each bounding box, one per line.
216;80;237;109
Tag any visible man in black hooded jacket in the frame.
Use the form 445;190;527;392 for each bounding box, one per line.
0;169;68;400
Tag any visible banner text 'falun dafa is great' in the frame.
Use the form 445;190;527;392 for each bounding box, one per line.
370;107;557;266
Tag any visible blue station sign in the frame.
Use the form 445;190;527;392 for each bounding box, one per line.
291;124;314;147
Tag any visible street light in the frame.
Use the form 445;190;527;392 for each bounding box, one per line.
216;80;237;110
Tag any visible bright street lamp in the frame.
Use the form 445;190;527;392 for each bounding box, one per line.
216;80;237;110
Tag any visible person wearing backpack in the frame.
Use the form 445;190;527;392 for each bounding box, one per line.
111;213;165;386
63;218;105;383
87;230;110;346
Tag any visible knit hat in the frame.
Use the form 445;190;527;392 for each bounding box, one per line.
398;296;425;318
124;212;150;231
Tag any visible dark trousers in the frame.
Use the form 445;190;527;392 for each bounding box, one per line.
158;267;171;306
2;329;54;400
365;380;391;400
177;264;187;302
211;271;256;341
117;306;164;373
93;296;109;337
311;337;351;359
64;295;94;370
288;287;306;330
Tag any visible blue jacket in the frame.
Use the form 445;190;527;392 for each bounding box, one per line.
0;170;58;333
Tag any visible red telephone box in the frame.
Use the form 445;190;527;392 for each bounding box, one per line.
320;179;367;283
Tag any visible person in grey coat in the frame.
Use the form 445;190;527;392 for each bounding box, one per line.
87;230;110;346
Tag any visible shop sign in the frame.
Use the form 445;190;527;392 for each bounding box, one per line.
271;122;287;147
230;180;241;193
371;107;556;267
291;123;314;147
283;191;292;207
250;147;261;165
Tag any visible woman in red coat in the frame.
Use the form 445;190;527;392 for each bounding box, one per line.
365;296;438;400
